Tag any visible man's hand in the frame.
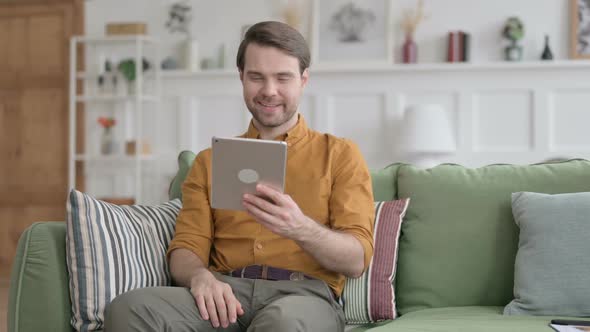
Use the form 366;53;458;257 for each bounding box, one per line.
242;184;314;241
189;269;244;328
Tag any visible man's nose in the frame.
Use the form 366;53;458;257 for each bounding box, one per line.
261;81;277;97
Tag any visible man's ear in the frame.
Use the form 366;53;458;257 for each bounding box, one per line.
301;68;309;88
239;69;244;82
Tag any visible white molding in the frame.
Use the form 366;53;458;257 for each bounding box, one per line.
73;35;157;44
533;89;550;153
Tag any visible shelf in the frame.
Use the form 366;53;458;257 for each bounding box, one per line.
160;59;590;79
76;71;158;80
75;154;157;162
69;34;162;205
73;35;157;44
312;60;590;73
75;95;159;102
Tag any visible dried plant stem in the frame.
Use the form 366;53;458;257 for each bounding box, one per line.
401;0;427;38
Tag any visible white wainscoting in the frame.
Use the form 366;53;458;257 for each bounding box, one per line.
161;61;590;167
86;61;590;204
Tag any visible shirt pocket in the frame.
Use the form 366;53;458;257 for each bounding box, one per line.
286;177;331;225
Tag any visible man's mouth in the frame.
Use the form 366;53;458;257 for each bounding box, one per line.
257;100;282;111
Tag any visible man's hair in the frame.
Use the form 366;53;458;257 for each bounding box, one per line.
236;21;310;75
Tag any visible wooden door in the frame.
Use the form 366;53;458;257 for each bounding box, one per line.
0;0;83;277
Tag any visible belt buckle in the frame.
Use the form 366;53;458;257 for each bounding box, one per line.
289;272;304;281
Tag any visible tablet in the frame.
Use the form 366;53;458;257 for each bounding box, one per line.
211;136;287;211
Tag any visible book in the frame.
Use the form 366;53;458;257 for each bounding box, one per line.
447;32;453;62
447;31;458;62
550;321;590;332
447;31;471;62
458;31;464;62
462;32;471;62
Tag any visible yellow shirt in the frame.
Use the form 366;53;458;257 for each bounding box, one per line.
167;115;375;296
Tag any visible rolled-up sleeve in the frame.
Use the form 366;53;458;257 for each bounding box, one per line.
329;140;375;271
167;150;213;266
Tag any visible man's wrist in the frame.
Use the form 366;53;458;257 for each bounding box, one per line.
295;216;324;244
189;267;212;285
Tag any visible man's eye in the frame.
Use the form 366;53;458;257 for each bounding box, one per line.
278;77;291;82
250;76;263;81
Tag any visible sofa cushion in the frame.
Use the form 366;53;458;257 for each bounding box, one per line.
66;189;181;331
504;191;590;316
395;159;590;315
8;222;72;332
348;306;590;332
343;199;410;323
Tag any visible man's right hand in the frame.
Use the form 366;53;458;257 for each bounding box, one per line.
189;269;245;328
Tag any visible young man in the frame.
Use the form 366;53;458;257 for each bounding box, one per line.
105;21;374;332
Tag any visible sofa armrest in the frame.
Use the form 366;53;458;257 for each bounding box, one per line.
8;222;73;332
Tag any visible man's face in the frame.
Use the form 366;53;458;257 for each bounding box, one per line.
240;43;308;129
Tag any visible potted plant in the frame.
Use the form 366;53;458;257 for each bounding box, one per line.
117;58;151;94
503;17;524;61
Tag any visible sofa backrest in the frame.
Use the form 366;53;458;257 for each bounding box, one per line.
370;163;403;202
168;150;403;203
394;159;590;315
169;150;197;201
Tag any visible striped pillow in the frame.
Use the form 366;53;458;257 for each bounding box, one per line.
66;189;181;332
342;199;410;323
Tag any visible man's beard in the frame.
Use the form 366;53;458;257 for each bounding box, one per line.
248;103;297;128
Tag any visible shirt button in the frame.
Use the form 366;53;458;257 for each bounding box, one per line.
256;243;263;250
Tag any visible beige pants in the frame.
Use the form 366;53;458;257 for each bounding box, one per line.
104;272;344;332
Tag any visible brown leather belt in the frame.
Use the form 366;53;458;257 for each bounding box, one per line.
228;265;315;281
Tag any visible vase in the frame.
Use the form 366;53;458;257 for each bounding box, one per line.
402;35;418;64
183;37;200;72
505;42;523;61
100;127;115;155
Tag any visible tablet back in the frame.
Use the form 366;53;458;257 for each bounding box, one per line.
211;137;287;210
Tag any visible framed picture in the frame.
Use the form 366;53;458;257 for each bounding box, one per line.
311;0;394;66
571;0;590;59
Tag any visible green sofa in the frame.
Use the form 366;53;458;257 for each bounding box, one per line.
8;156;590;332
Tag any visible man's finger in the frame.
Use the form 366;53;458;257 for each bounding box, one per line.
214;291;229;328
243;193;281;215
255;184;286;205
237;300;245;316
205;295;220;328
195;294;209;320
243;200;279;229
223;291;238;324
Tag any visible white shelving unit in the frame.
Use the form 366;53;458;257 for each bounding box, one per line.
68;35;161;204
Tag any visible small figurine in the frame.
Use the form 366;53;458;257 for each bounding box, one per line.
541;34;554;60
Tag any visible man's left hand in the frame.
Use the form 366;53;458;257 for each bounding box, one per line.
242;184;313;241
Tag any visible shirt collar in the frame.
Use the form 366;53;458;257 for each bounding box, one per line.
244;113;308;144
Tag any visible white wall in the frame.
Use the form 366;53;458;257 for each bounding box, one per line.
81;0;587;204
86;0;571;66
